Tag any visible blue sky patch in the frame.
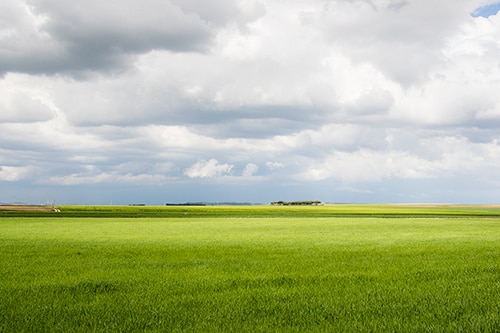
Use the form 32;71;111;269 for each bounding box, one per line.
471;2;500;17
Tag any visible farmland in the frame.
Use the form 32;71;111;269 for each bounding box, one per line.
1;205;499;332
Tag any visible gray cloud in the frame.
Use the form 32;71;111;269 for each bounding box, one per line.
1;0;264;76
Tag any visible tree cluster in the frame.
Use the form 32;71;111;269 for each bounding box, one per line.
271;200;322;206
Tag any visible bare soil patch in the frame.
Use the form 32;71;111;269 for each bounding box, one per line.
0;205;58;212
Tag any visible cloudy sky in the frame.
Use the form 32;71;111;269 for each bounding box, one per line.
1;0;500;205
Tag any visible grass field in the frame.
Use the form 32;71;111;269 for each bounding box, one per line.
1;205;499;332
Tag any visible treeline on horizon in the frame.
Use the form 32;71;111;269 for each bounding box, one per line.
164;202;258;206
163;200;323;206
270;200;323;206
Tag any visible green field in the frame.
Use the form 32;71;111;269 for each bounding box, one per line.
1;205;499;332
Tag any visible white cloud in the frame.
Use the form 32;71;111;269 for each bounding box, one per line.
0;166;33;181
299;135;500;183
242;163;258;177
46;168;172;186
47;172;112;186
299;150;437;183
184;159;234;178
0;75;55;123
266;162;284;170
319;0;483;85
2;0;500;204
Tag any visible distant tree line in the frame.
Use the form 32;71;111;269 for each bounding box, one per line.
165;202;207;206
165;202;259;206
271;200;322;206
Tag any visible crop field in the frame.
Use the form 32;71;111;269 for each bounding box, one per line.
1;205;499;332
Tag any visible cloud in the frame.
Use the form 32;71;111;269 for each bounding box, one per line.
266;162;284;170
300;150;437;183
44;161;176;186
242;163;258;177
320;0;484;85
0;165;33;181
0;92;54;123
298;135;500;183
0;0;265;76
47;172;171;186
2;0;500;204
184;159;234;178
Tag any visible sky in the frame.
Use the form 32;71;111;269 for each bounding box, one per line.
1;0;500;205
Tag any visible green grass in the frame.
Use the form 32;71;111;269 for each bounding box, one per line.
1;209;499;332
